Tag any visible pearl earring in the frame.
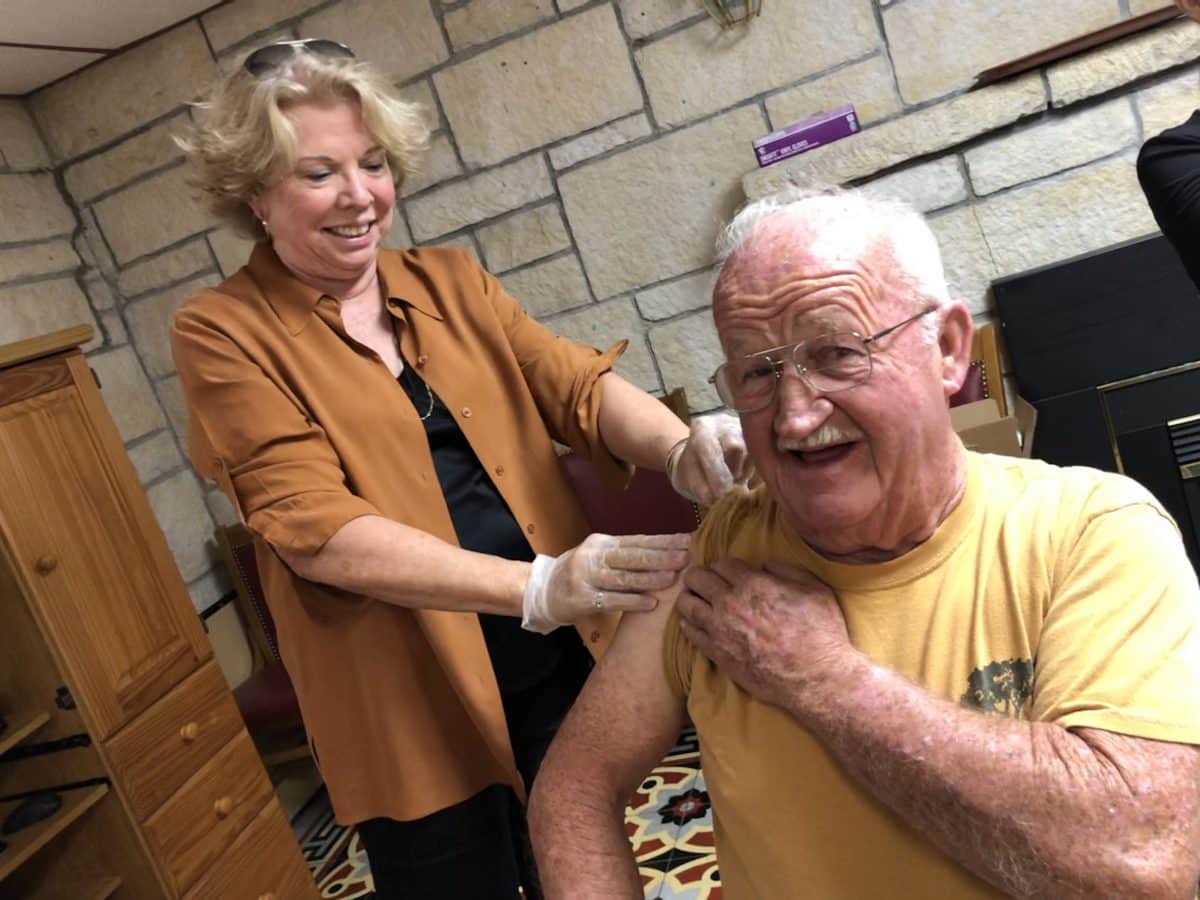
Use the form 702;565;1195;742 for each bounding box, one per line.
259;218;270;235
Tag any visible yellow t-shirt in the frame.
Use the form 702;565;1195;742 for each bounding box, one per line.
664;452;1200;899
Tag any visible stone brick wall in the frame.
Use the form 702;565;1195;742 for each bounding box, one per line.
1;0;1197;613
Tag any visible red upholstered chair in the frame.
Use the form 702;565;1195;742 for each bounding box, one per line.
949;322;1007;415
558;386;700;537
559;457;700;536
215;523;310;770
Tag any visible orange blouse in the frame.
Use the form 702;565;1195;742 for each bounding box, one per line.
171;244;626;825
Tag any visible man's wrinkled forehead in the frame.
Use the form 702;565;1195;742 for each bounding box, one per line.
713;224;894;320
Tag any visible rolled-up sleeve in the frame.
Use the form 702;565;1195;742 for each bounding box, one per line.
476;257;633;491
171;301;378;555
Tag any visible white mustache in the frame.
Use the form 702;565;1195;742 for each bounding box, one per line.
778;424;864;452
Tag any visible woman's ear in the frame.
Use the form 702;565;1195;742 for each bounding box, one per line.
938;302;974;398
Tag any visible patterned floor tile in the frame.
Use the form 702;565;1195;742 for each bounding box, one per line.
292;728;721;898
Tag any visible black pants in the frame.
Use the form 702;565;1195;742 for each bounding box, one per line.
358;639;592;900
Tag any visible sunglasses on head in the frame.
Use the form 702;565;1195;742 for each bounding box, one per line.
243;39;355;77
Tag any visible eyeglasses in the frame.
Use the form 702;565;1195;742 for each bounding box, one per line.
709;306;938;413
243;39;356;77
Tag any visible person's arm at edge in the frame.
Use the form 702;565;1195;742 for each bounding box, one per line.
530;579;688;898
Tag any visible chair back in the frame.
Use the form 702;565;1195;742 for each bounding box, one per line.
949;322;1006;415
215;523;281;666
560;455;701;536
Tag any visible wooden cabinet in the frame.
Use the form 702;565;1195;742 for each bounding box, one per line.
0;328;318;899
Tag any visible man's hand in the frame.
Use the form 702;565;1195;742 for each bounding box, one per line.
676;559;857;712
666;413;755;507
1177;0;1200;23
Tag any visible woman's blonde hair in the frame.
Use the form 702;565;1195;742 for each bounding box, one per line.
177;46;430;240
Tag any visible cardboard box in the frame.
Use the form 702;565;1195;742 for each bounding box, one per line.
752;104;860;168
950;396;1038;458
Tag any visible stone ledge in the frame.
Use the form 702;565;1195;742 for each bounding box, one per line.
744;73;1047;199
972;154;1158;279
964;97;1138;197
1137;66;1200;139
860;156;967;213
1048;18;1200;109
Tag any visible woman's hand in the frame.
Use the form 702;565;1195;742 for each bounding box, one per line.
1178;0;1200;23
522;533;690;632
666;413;755;507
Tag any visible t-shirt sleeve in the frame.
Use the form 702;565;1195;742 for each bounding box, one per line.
661;490;754;700
1032;486;1200;745
1137;109;1200;291
171;299;379;555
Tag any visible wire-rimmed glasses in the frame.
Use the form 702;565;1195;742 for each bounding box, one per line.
709;306;938;413
243;39;356;77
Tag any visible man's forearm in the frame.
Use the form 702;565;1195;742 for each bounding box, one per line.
794;653;1200;898
530;781;643;899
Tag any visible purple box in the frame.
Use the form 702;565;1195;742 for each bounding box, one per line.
752;104;860;168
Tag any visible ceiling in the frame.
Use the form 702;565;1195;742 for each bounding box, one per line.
0;0;225;96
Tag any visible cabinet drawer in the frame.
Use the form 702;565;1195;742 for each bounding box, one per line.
106;661;244;821
144;730;275;896
185;797;320;900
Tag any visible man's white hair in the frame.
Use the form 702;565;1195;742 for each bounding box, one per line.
715;186;952;342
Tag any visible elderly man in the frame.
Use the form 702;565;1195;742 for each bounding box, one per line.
528;189;1200;898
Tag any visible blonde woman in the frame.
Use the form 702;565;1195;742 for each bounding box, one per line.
171;39;749;898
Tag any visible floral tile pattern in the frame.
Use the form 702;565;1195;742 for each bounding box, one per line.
292;728;720;899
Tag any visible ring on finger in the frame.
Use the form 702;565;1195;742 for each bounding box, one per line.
592;591;605;611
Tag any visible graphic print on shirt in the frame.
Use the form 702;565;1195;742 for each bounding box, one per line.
960;657;1034;716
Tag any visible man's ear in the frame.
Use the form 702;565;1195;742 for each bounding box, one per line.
938;302;973;398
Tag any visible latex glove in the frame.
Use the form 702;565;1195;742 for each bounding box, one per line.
666;413;755;507
522;532;690;633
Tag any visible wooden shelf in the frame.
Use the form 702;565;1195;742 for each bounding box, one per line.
0;710;51;758
0;784;109;885
24;875;122;900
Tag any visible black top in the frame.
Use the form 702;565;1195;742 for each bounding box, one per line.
1138;110;1200;291
395;362;572;695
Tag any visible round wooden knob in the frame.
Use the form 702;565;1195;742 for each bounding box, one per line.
213;796;234;818
179;722;199;743
35;556;58;575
